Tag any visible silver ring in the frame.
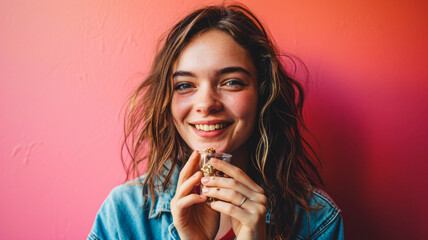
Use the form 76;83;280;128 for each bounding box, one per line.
238;196;247;207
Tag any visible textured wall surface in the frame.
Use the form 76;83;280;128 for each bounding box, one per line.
1;0;427;239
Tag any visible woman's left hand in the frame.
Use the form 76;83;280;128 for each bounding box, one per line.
201;158;267;240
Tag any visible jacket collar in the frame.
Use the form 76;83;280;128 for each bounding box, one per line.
149;163;179;218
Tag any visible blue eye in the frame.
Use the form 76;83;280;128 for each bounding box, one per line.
174;82;192;91
224;79;245;87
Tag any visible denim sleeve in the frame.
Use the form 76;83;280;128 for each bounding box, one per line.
302;190;344;240
87;191;119;240
316;212;344;240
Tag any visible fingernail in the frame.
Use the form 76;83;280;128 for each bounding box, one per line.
201;177;209;184
202;187;209;193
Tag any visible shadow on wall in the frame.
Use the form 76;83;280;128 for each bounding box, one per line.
305;77;381;239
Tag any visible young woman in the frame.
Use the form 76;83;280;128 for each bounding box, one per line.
89;4;344;240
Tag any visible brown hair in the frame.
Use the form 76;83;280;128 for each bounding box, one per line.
122;4;322;239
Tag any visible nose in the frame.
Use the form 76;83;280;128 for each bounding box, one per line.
194;85;223;114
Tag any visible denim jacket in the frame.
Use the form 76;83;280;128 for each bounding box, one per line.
88;167;344;240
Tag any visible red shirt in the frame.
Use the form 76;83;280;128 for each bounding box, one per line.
220;228;235;240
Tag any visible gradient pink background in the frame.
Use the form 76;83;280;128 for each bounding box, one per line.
1;0;427;239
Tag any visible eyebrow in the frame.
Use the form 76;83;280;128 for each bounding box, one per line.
172;71;195;78
172;66;251;78
217;66;251;76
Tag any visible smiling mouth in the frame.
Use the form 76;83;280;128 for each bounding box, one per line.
193;123;229;132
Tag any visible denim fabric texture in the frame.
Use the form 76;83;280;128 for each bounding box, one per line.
88;166;344;240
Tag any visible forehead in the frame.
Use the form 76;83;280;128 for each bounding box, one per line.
173;30;256;74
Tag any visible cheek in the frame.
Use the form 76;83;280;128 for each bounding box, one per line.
171;95;192;122
228;92;258;120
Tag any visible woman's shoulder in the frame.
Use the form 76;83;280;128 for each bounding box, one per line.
108;166;180;213
91;176;151;225
310;189;341;214
293;189;344;239
88;168;180;240
108;177;146;199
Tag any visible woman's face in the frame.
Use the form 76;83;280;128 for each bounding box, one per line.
171;30;258;155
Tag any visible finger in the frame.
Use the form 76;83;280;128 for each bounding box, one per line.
176;171;203;198
201;177;257;202
177;151;200;187
174;193;207;209
210;201;254;225
210;158;264;194
202;186;266;215
202;187;247;207
201;176;266;205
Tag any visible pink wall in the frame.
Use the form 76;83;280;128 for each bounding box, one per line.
1;0;427;239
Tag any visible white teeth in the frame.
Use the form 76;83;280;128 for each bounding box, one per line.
194;123;227;131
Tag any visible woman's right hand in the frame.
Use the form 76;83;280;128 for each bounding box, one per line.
170;151;220;240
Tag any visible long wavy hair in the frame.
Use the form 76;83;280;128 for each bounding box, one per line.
122;4;323;239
